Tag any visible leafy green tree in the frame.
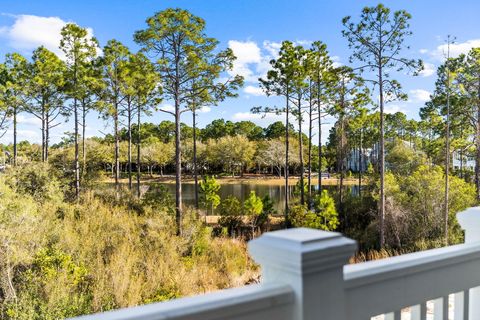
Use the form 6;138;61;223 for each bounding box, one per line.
233;121;264;140
308;42;335;197
253;41;305;222
184;47;243;209
313;190;339;231
24;46;66;162
199;175;221;215
0;63;8;139
209;135;256;177
60;23;99;199
0;53;29;166
135;8;225;235
385;139;426;176
342;4;422;247
243;191;263;238
290;190;338;231
456;48;480;199
119;52;161;192
201;119;235;140
127;53;161;197
264;121;292;140
328;66;369;217
218;195;243;235
98;39;130;196
348;106;369;194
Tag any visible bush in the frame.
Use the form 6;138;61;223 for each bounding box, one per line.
290;191;339;231
0;178;255;318
4;162;63;203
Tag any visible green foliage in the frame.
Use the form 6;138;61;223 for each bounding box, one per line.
218;195;243;233
0;174;253;319
199;176;221;214
243;191;264;237
243;191;263;218
290;190;339;231
365;165;476;249
5;162;63;203
385;139;426;175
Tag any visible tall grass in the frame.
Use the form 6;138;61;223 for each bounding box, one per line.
0;164;256;319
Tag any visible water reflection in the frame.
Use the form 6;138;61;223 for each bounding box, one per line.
159;183;359;214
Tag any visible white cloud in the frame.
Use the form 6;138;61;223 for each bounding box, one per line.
263;40;281;59
0;128;40;143
427;39;480;61
16;114;41;126
228;40;263;82
198;106;211;113
159;104;175;112
409;89;431;102
419;62;436;77
331;55;342;68
384;104;406;114
244;85;265;96
232;111;283;123
228;39;313;83
419;49;428;54
0;14;95;58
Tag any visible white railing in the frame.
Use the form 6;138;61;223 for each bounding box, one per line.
72;207;480;320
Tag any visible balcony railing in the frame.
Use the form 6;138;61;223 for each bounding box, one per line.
72;207;480;320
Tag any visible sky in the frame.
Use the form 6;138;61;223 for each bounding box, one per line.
0;0;480;144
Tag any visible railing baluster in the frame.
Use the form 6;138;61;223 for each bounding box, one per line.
384;313;394;320
393;310;401;319
443;295;449;320
464;289;470;320
433;298;442;319
409;303;431;320
454;291;469;320
421;302;428;320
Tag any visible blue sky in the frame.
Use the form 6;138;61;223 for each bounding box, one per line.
1;0;480;144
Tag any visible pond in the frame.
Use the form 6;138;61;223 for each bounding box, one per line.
158;182;360;214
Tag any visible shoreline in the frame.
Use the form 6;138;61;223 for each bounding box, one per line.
105;175;362;186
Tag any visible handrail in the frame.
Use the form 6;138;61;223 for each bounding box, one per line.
344;242;480;318
69;207;480;320
71;283;294;320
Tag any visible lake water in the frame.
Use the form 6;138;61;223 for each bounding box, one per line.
159;182;360;214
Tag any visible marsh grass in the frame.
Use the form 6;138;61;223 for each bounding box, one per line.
0;165;257;319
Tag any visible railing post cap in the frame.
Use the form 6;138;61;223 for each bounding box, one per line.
248;228;357;275
457;206;480;230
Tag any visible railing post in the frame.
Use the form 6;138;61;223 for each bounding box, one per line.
249;228;357;320
457;206;480;319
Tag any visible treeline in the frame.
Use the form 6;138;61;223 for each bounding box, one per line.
2;4;480;248
0;9;248;237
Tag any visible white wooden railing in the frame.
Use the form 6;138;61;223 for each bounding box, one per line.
72;207;480;320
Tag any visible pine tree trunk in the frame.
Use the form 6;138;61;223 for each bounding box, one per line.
193;110;199;209
13;107;17;166
285;88;290;226
137;104;141;198
82;101;87;178
298;95;305;206
127;101;132;190
175;96;183;236
379;66;386;248
114;103;120;198
41;105;45;162
307;85;313;208
317;82;323;195
359;129;363;197
45;112;49;162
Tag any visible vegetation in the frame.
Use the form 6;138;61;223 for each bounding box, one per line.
0;164;254;319
0;3;480;318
